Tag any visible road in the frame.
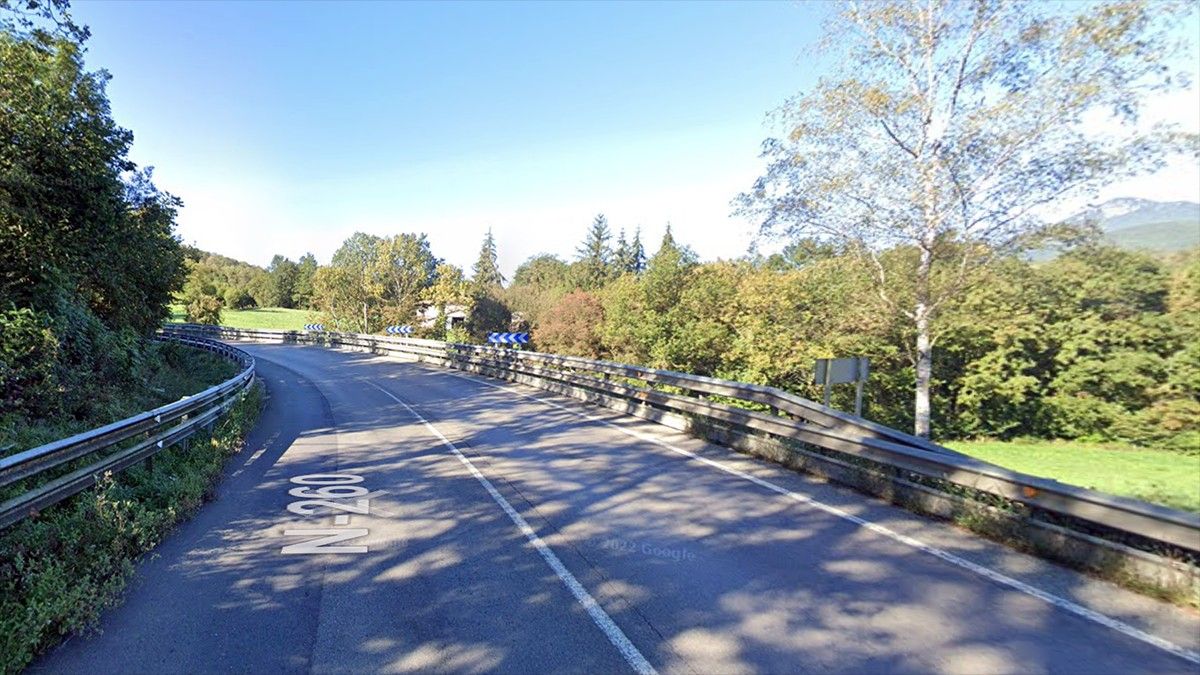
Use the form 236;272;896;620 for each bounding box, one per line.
35;343;1200;674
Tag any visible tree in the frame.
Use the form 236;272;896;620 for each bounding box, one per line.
373;233;438;326
179;260;224;325
535;291;606;358
293;253;318;309
465;291;512;342
472;228;504;290
573;214;613;290
185;294;222;325
328;232;384;332
0;25;185;334
737;0;1195;438
267;254;300;308
311;265;360;332
613;227;648;276
0;0;88;42
424;263;470;338
614;229;632;275
601;228;699;366
629;227;647;275
506;254;571;328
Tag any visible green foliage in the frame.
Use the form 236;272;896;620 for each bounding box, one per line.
0;25;186;343
374;233;439;327
465;290;512;341
736;0;1195;438
505;254;571;330
0;381;263;673
292;253;318;309
185;294;222;325
423;263;470;339
0;308;59;418
509;221;1198;451
573;214;614;290
613;227;647;276
1;337;239;453
313;232;438;333
472;229;504;290
266;254;300;308
178;249;270;310
0;22;249;425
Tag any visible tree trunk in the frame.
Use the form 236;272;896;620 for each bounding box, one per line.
914;308;933;439
912;223;936;437
362;302;368;333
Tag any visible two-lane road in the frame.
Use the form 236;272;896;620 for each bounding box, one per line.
36;344;1200;674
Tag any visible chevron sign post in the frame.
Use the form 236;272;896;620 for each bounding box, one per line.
304;323;325;331
385;325;414;335
487;332;529;346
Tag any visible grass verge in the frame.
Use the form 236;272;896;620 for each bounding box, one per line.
0;382;264;674
948;439;1200;513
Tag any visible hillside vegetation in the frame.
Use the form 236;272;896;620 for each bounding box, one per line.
0;8;195;447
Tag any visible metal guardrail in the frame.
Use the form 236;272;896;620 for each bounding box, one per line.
161;324;1200;556
0;334;255;529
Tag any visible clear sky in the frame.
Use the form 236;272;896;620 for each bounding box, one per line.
71;0;1199;276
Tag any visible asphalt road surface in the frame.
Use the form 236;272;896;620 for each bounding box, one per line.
35;343;1200;674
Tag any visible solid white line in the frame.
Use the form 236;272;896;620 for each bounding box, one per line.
366;381;657;675
441;370;1200;666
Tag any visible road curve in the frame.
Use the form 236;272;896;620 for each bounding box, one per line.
35;343;1200;674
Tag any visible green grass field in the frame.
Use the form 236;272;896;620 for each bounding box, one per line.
169;304;311;330
948;440;1200;513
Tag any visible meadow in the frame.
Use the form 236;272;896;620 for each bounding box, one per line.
170;304;311;331
949;439;1199;513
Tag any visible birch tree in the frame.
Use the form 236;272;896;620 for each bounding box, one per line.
738;0;1196;437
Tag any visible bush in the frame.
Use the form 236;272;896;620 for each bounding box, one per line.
0;308;60;418
534;291;605;358
186;295;223;325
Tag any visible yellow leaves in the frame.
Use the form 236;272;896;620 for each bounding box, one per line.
862;86;894;115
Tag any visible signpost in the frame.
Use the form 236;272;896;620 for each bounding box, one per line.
385;325;414;335
303;323;325;332
487;332;530;346
813;356;869;417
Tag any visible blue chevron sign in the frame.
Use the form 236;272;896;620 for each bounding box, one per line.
385;325;414;335
487;332;529;345
304;323;325;331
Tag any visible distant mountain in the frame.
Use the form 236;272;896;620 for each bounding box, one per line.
1066;198;1200;252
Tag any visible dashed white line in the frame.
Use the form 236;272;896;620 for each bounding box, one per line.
366;381;658;675
441;370;1200;667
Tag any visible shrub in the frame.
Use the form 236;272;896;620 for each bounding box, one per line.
186;295;223;325
0;308;60;418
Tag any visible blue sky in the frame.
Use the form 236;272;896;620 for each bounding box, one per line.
72;1;1198;276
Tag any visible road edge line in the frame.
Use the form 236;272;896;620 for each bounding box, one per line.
365;381;658;675
440;370;1200;666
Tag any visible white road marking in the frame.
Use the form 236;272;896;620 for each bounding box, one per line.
366;381;658;675
442;370;1200;666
